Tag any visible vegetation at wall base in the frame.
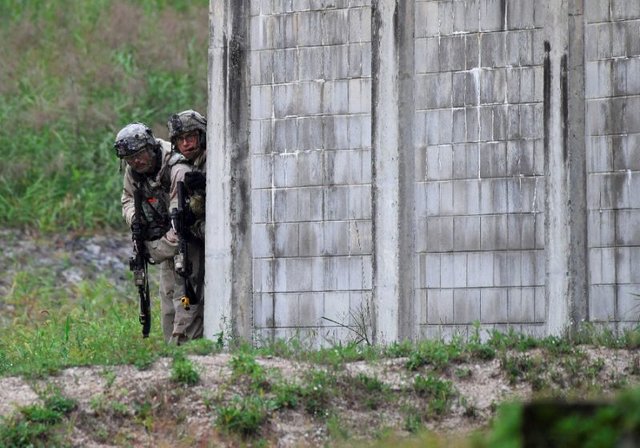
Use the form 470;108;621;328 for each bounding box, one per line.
1;3;640;445
1;263;638;447
0;284;639;447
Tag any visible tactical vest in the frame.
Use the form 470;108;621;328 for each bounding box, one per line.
132;151;188;241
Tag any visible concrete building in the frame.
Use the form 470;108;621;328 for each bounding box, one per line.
205;0;640;346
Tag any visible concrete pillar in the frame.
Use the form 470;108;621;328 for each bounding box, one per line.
371;0;416;344
205;0;252;343
543;0;587;337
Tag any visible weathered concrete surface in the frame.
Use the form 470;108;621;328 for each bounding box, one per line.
543;0;587;337
205;0;252;342
206;0;640;346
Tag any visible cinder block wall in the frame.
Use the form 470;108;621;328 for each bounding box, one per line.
205;0;640;346
585;2;640;333
236;0;374;344
414;0;546;339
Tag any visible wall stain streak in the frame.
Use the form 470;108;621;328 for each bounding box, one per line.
561;54;568;164
543;41;551;178
370;0;382;342
228;0;252;339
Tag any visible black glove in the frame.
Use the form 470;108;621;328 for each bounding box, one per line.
171;207;195;237
190;219;205;242
131;218;147;239
184;171;206;193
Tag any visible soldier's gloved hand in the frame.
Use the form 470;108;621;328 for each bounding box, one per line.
184;171;206;192
131;218;147;239
183;208;196;229
188;193;205;217
190;219;206;241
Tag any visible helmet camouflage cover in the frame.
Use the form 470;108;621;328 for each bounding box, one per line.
113;122;157;159
167;110;207;142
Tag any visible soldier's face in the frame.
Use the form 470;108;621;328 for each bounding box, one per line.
124;148;155;173
176;131;199;160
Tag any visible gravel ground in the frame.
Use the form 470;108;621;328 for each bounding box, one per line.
1;229;639;447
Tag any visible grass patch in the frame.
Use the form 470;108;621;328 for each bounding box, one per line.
0;390;77;447
0;272;218;378
171;354;200;386
477;387;640;447
0;0;208;233
413;374;457;417
215;395;275;438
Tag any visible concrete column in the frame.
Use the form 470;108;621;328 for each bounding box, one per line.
543;0;587;337
371;0;416;344
205;0;252;342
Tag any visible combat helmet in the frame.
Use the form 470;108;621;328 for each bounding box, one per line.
167;110;207;149
113;122;158;159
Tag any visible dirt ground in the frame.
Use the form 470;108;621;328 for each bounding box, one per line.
0;346;638;447
1;230;639;447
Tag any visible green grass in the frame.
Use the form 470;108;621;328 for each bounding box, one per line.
0;0;208;233
413;374;456;416
0;275;639;446
216;395;275;438
171;354;200;385
0;269;217;378
0;261;639;445
0;389;77;447
475;387;640;448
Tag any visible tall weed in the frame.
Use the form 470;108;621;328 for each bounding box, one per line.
0;0;208;232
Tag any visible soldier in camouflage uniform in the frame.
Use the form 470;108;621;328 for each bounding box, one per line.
114;122;196;343
166;110;207;344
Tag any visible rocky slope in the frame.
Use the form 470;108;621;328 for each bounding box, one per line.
1;230;639;447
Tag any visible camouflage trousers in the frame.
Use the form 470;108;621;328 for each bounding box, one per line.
170;240;204;345
153;239;203;344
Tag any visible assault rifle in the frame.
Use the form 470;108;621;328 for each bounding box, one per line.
171;180;198;310
184;170;206;193
130;188;151;338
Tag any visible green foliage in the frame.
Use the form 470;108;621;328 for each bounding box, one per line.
405;338;462;371
356;373;386;393
477;388;640;448
327;413;350;441
467;324;497;361
384;339;415;358
0;0;208;232
187;338;218;356
0;390;77;447
353;373;391;410
486;328;540;351
170;354;200;385
479;402;523;448
0;273;173;378
307;341;380;367
413;374;456;416
43;392;77;416
300;369;335;417
230;350;265;379
216;395;275;438
574;322;640;350
89;394;130;418
403;407;423;434
500;353;545;386
272;381;302;409
254;336;310;359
